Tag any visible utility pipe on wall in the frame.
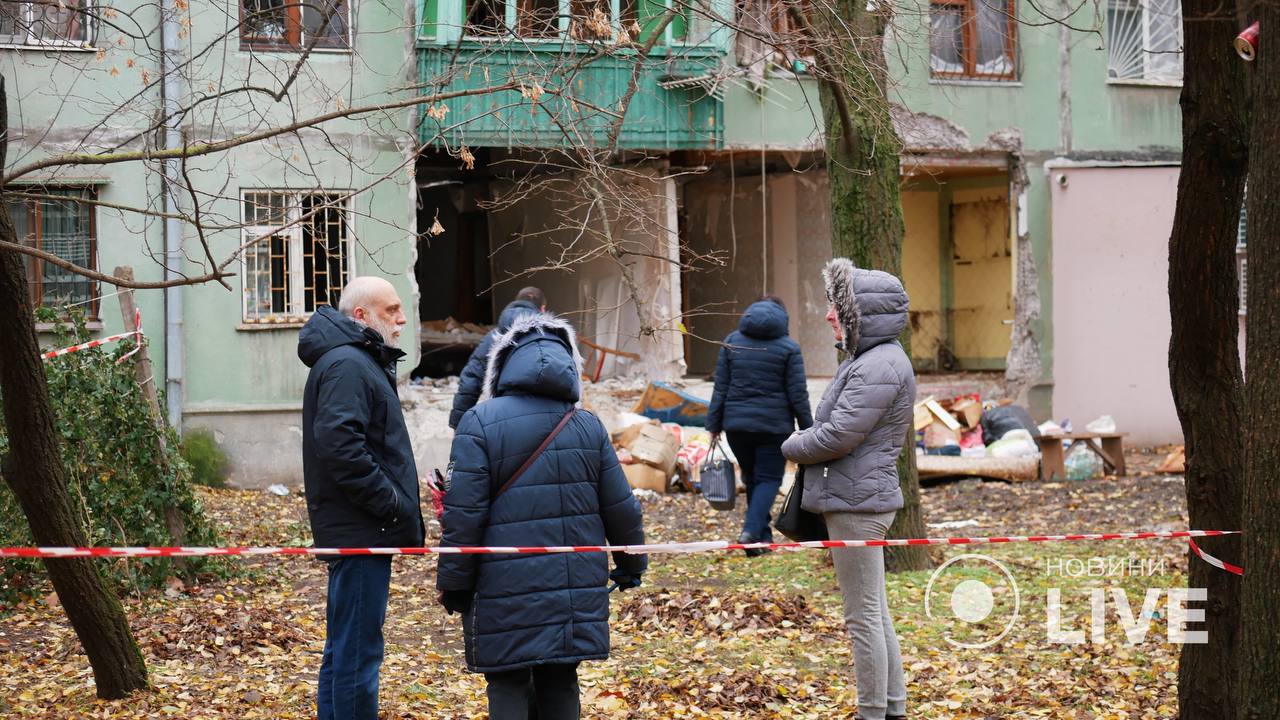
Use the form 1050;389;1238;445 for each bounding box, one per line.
161;0;184;431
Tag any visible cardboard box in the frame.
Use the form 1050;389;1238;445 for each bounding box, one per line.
924;420;961;449
626;423;680;475
623;463;669;493
950;398;982;429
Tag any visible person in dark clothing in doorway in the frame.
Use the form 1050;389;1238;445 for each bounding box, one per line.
438;313;647;720
449;286;547;429
706;295;813;555
298;276;425;720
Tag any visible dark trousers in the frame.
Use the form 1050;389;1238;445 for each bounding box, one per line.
317;556;392;720
484;662;581;720
726;431;790;542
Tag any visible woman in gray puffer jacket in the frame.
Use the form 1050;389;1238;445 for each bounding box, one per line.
781;258;914;720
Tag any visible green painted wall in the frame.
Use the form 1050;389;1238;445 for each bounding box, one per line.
2;3;169;377
5;0;417;415
722;77;823;150
884;0;1181;154
179;0;418;410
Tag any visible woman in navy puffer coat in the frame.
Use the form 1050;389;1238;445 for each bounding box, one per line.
706;297;812;553
437;313;647;720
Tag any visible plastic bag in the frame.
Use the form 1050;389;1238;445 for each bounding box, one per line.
1065;445;1103;480
1085;415;1117;434
987;428;1039;458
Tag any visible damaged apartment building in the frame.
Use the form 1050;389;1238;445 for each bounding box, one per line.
414;0;1191;448
7;0;1192;487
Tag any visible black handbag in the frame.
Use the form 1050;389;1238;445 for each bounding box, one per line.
700;442;737;511
774;466;828;542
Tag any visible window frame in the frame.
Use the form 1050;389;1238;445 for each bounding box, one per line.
456;0;704;45
0;0;97;49
927;0;1018;82
6;186;100;320
1104;0;1183;86
239;190;355;325
238;0;353;52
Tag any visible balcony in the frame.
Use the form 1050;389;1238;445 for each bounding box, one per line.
417;41;724;150
415;0;731;151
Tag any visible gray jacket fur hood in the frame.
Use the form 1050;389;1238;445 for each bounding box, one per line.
781;258;916;515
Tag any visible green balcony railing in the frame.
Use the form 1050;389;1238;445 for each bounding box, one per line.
417;43;724;150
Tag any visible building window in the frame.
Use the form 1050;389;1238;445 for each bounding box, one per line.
0;0;96;47
240;0;350;50
5;187;98;318
929;0;1017;80
241;191;351;323
461;0;690;41
1106;0;1182;83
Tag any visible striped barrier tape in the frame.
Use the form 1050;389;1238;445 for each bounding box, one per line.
40;309;142;362
1188;536;1244;575
0;531;1241;574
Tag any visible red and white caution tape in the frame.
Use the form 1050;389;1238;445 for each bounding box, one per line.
1188;536;1244;575
0;530;1240;564
40;309;142;362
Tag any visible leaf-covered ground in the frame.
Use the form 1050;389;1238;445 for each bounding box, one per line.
1;458;1203;719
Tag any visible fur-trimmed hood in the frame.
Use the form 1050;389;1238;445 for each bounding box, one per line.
479;313;584;404
823;257;909;356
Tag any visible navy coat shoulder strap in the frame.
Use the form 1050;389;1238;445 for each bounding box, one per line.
495;407;578;499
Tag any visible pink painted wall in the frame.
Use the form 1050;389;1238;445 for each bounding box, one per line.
1050;166;1184;446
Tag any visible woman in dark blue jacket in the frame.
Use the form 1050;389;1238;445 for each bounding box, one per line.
437;314;647;720
706;296;813;554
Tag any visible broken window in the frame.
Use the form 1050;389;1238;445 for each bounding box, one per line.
240;0;350;50
516;0;560;37
1;0;95;46
928;0;1016;80
464;0;506;35
5;187;98;318
241;191;351;323
1106;0;1182;83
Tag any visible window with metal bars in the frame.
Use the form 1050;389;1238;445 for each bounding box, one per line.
460;0;697;42
241;191;351;323
240;0;350;50
5;187;98;319
1;0;95;47
1105;0;1181;83
928;0;1017;80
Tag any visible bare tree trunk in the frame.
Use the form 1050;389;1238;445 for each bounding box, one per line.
0;77;149;700
1238;8;1280;715
115;268;190;578
1167;1;1250;717
815;0;930;572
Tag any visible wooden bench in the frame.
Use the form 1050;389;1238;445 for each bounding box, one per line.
1036;432;1128;480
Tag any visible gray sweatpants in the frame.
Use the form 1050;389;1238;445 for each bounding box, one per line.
825;511;907;720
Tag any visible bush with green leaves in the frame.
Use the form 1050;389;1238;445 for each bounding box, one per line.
0;311;225;604
181;428;231;488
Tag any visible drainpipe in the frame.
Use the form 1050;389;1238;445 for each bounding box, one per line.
161;0;184;431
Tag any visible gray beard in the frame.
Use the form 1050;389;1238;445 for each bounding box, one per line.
359;317;398;346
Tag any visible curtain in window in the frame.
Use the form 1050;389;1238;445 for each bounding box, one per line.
37;192;94;308
1144;0;1182;81
974;0;1012;75
929;5;965;74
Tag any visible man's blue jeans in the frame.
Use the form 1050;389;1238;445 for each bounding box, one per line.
726;431;790;542
317;556;392;720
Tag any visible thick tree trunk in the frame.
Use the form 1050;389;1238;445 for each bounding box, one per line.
1238;7;1280;715
0;77;150;700
1167;0;1249;717
815;2;930;572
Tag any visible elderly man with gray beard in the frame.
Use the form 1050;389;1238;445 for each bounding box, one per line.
298;276;425;720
